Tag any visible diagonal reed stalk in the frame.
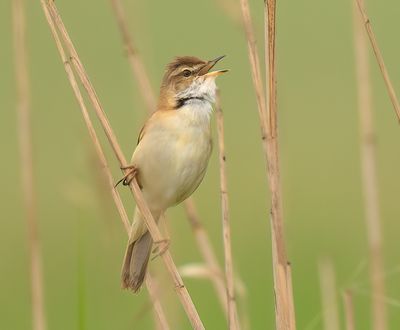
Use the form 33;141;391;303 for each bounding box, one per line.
342;290;355;330
355;0;400;122
239;0;295;328
109;0;156;113
108;0;246;321
318;259;340;330
215;92;240;329
352;1;386;329
183;199;228;316
145;274;170;330
13;0;47;329
39;2;168;327
39;1;204;328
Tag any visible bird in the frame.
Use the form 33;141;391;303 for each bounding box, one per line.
120;55;228;292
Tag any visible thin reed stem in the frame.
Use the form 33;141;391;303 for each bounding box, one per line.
286;263;296;330
239;0;295;328
39;2;168;327
342;290;355;330
352;1;386;329
215;92;240;329
183;199;228;316
40;1;203;328
215;0;243;26
318;259;340;330
13;0;46;329
146;274;170;330
355;0;400;122
109;0;156;113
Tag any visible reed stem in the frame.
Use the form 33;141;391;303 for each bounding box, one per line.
13;0;47;328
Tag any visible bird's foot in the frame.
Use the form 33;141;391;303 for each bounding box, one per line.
114;165;137;187
151;239;170;260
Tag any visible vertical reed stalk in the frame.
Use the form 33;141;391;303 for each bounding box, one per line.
216;93;240;329
353;1;386;328
318;259;340;330
13;0;46;329
40;1;203;328
355;0;400;122
343;290;355;330
264;1;295;328
286;263;296;329
239;0;295;328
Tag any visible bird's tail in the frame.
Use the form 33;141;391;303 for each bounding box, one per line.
121;208;159;292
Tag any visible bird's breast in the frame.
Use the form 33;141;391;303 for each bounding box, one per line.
132;104;213;210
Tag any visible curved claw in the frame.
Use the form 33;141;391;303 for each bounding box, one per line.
114;165;137;188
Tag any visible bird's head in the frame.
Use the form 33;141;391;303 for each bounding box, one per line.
158;55;228;109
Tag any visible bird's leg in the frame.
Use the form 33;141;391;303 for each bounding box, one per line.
114;164;137;187
151;238;170;260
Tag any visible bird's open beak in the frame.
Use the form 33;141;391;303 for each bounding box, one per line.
198;55;229;77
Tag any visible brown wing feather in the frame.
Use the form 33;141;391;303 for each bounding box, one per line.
137;123;146;145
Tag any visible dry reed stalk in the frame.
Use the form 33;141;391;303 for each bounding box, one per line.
215;93;240;329
215;0;243;26
239;0;295;328
109;0;156;113
108;0;238;319
286;263;296;330
355;0;400;122
183;199;228;315
145;273;170;330
40;2;204;328
264;2;295;328
352;2;386;329
318;259;340;330
13;1;47;329
342;290;355;330
39;3;169;327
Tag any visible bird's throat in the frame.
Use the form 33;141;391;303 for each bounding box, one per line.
175;96;206;109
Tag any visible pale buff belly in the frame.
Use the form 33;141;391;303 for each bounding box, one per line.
132;127;212;211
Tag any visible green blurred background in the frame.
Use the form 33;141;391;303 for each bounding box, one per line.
2;0;400;328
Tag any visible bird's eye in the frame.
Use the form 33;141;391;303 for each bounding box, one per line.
182;69;192;77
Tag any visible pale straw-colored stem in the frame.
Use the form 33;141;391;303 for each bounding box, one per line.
352;1;386;329
264;2;295;328
318;259;340;330
13;1;46;329
146;274;170;330
286;263;296;330
183;199;228;316
109;0;156;113
215;93;240;329
342;290;355;330
39;3;168;327
355;0;400;122
40;1;203;328
239;0;295;328
215;0;244;26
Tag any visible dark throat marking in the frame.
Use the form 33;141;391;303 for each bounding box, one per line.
175;96;205;109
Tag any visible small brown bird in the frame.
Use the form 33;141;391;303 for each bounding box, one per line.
121;55;227;292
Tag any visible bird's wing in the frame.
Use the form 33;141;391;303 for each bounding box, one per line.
137;123;147;145
136;111;157;145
